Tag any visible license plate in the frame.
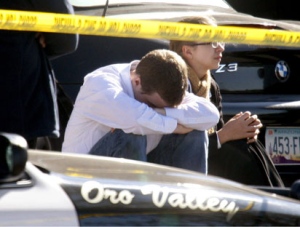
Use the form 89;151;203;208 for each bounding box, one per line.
265;127;300;164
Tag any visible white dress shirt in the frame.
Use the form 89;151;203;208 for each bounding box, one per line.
62;61;219;154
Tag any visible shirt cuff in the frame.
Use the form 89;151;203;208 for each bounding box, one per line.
216;132;222;149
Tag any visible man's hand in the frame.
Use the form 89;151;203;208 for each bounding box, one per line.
35;32;46;48
217;111;262;144
153;108;193;134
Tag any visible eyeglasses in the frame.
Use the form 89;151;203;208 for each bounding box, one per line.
190;42;225;49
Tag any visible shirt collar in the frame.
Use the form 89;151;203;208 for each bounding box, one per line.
120;60;140;98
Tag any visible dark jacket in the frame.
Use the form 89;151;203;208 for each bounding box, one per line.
206;77;224;153
208;76;283;187
0;0;78;140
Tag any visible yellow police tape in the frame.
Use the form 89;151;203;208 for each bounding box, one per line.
1;9;300;47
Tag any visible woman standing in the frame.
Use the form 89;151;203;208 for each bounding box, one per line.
170;15;283;186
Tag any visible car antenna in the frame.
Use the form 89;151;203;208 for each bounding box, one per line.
102;0;109;17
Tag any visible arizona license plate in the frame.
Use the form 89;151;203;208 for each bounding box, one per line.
265;127;300;164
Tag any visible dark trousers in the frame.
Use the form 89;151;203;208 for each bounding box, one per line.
208;139;284;187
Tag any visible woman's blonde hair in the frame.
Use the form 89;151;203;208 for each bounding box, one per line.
169;15;217;56
169;15;216;99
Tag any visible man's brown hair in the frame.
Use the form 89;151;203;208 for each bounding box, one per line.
136;49;188;106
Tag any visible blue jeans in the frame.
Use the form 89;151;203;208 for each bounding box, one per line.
89;129;147;161
147;130;208;174
89;129;208;174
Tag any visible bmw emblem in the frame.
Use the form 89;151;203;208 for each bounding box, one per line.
275;60;290;82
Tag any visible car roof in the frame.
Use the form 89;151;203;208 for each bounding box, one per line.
70;0;300;32
69;0;231;9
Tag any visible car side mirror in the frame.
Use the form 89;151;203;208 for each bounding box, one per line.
291;180;300;200
0;133;28;183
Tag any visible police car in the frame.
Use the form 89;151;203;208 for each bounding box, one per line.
1;132;300;225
